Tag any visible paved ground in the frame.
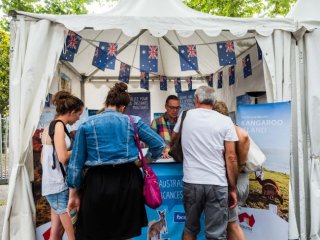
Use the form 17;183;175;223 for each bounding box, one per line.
0;184;8;240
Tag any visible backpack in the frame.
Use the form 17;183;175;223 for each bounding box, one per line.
48;120;73;180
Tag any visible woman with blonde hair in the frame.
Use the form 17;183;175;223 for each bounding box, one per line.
41;91;84;240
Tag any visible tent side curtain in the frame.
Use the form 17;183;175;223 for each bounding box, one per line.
2;19;65;240
305;29;320;240
255;30;292;103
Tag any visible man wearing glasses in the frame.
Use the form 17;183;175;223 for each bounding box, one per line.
151;95;180;158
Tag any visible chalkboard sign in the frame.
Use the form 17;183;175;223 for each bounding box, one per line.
126;92;151;124
178;90;195;112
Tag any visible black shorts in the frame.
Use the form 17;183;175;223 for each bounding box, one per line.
75;162;148;240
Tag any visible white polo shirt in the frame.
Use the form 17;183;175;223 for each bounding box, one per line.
174;108;238;186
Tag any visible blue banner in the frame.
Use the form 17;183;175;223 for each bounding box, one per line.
125;92;151;124
237;102;291;240
134;163;204;240
178;90;195;112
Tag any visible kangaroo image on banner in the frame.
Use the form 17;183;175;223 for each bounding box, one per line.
237;102;291;240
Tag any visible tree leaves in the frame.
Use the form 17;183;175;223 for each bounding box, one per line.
184;0;297;17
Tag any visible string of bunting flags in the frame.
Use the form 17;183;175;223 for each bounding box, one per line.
60;31;262;92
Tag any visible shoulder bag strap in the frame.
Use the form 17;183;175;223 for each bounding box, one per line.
179;110;187;134
48;120;67;180
128;115;147;170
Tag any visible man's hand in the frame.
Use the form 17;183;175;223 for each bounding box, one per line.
162;145;171;159
229;189;238;209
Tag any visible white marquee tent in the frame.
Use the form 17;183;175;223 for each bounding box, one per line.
2;0;320;239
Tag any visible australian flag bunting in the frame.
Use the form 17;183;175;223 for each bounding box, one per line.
217;71;223;89
140;45;158;73
207;74;214;87
60;50;75;62
229;65;235;85
174;78;182;93
140;71;149;90
178;45;199;71
118;62;131;84
159;75;167;91
242;54;252;78
257;43;262;60
217;41;236;66
187;77;192;91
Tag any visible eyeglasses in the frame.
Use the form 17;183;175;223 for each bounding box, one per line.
166;105;181;110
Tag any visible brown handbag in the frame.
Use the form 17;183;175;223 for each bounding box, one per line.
169;110;187;162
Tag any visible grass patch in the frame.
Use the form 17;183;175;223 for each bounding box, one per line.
0;200;6;206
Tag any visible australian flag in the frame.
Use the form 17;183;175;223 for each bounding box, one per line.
140;45;158;72
140;71;149;90
118;62;131;84
60;50;75;62
257;43;262;60
174;78;182;93
159;75;167;91
217;71;223;89
217;41;236;66
101;42;117;70
92;42;117;70
187;77;192;91
178;45;199;71
92;47;108;70
65;31;81;53
229;65;235;85
242;54;252;78
207;74;214;87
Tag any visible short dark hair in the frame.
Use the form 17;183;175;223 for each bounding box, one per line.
165;95;179;105
105;82;130;108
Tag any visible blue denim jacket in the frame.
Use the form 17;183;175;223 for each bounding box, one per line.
67;109;166;188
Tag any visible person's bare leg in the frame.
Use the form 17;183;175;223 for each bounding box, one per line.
59;213;75;240
227;221;246;240
49;209;64;240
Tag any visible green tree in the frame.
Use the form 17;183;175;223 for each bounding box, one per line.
184;0;297;17
0;0;94;116
0;30;9;116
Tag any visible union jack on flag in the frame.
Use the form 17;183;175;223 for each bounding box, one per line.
148;46;158;60
178;45;199;71
65;31;81;53
217;41;236;66
140;45;158;72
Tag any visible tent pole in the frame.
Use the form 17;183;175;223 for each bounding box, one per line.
83;29;148;82
60;61;83;79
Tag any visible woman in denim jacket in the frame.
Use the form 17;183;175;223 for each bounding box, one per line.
66;82;165;240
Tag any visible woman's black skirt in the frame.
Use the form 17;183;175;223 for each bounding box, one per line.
75;162;147;240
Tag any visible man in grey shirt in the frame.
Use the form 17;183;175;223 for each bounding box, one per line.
172;86;238;240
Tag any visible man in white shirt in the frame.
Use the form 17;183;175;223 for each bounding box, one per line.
172;86;238;240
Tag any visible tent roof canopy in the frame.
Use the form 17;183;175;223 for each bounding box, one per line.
13;0;296;37
11;0;297;80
